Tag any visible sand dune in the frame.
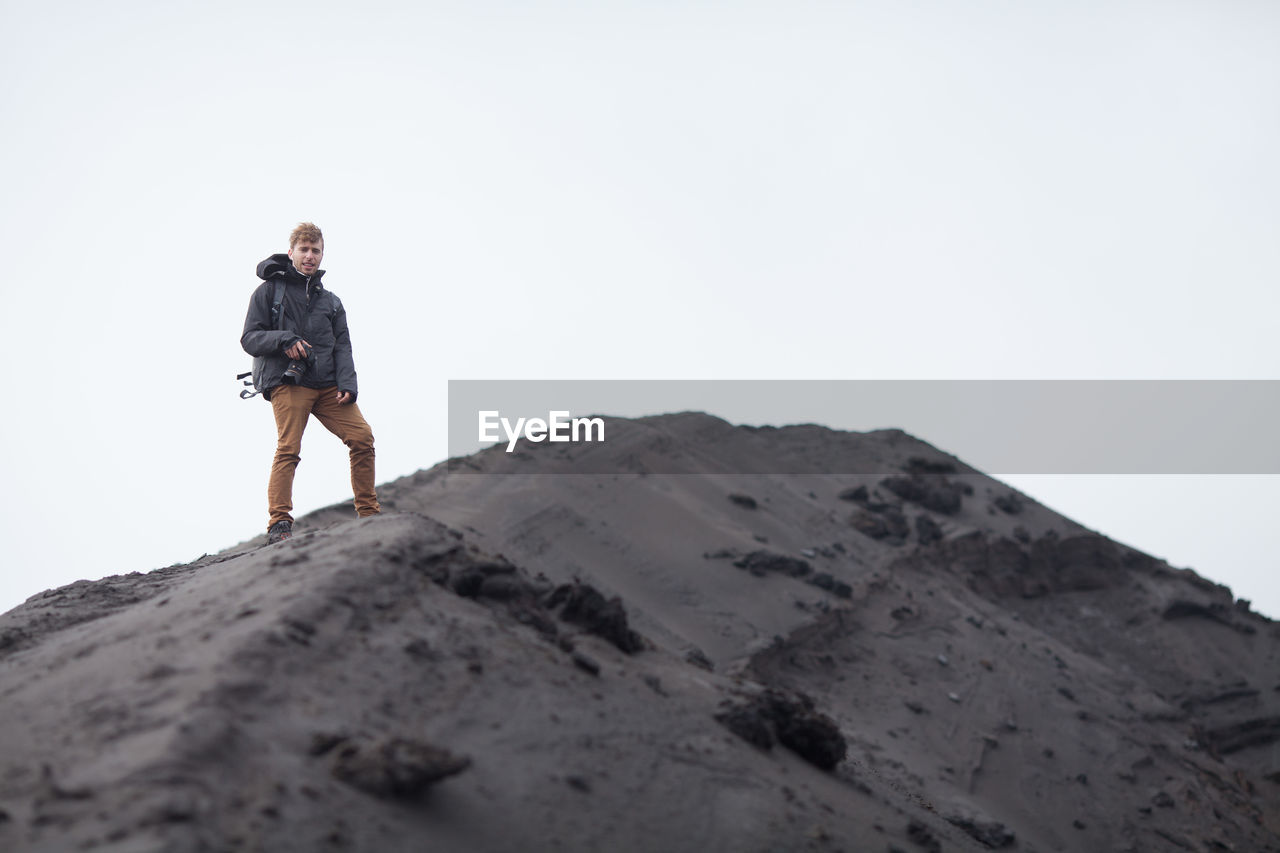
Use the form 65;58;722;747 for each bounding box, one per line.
1;413;1276;852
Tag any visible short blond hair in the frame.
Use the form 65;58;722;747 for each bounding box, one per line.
289;222;324;249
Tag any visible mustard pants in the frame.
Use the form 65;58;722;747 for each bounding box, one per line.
268;384;380;528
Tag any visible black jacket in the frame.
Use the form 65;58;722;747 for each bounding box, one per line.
240;254;359;401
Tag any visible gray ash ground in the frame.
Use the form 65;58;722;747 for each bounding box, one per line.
2;414;1277;852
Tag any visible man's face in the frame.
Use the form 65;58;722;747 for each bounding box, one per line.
289;239;324;276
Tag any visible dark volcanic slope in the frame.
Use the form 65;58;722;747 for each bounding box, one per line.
2;412;1277;853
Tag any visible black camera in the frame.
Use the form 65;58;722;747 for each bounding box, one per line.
283;342;313;384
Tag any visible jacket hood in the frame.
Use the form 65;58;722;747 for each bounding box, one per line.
256;254;291;280
256;254;325;282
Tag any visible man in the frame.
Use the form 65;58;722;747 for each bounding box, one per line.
241;222;380;543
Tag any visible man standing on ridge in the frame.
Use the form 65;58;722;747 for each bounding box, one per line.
241;222;380;544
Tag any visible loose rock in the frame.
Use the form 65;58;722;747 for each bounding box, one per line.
545;582;645;654
715;690;847;771
733;551;812;578
331;737;471;798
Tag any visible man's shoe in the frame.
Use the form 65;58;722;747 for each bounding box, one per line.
268;520;293;544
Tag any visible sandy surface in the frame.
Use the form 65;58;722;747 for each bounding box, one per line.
1;413;1276;852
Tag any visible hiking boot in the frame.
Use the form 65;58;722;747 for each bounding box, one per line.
268;520;293;544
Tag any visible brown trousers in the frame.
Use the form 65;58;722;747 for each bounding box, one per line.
268;384;380;528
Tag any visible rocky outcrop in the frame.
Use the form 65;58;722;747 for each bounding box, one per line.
715;689;848;771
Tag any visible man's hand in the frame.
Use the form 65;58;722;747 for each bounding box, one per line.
285;340;312;359
336;391;354;405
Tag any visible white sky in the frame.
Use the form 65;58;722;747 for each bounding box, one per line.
1;1;1276;617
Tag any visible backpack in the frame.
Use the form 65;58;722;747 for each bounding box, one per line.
237;280;286;399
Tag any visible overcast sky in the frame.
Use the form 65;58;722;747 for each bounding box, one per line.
1;1;1276;618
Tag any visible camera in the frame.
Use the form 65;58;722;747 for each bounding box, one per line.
283;342;313;384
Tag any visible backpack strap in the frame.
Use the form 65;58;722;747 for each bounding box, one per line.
270;279;286;329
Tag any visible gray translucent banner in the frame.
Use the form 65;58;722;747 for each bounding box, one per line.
447;380;1279;475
